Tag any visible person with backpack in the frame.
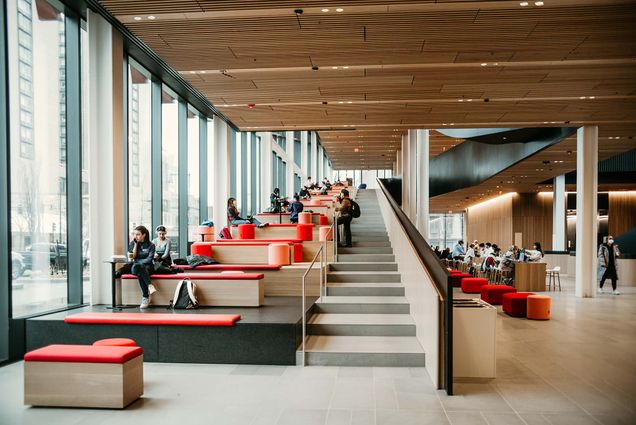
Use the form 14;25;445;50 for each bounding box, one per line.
339;189;361;219
337;198;353;247
128;225;156;309
227;197;268;228
287;194;304;223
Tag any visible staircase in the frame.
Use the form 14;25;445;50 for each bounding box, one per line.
300;189;426;366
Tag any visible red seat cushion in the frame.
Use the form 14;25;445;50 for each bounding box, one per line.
461;278;488;294
481;285;517;305
174;264;281;271
216;239;303;243
451;273;473;287
502;292;535;317
93;338;137;347
122;273;264;280
191;242;213;258
24;344;142;363
64;312;241;326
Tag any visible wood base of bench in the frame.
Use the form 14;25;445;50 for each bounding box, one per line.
24;355;144;409
121;278;264;307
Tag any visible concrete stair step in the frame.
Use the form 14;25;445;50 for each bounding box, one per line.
350;236;390;242
350;241;392;247
337;254;396;262
299;336;425;366
330;262;398;271
338;247;393;254
327;282;405;296
316;296;410;313
307;314;415;336
328;271;401;283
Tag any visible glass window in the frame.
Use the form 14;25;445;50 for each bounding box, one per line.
127;62;152;233
162;87;179;255
8;0;68;317
206;118;214;220
81;23;90;302
187;107;200;242
428;213;464;250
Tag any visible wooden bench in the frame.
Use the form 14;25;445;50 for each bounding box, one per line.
231;223;321;240
24;344;143;408
255;212;324;225
120;273;265;307
178;264;322;297
215;239;304;262
64;312;241;326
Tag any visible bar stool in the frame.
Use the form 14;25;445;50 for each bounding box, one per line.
546;266;561;291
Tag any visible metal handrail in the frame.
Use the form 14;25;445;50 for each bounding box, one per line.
301;220;336;366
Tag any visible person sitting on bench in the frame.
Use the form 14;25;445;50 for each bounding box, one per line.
128;225;156;309
287;194;304;223
299;186;311;200
227;197;268;227
152;225;172;267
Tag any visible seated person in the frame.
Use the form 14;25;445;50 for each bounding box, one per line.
152;225;172;267
287;194;304;223
526;242;544;262
227;197;267;227
322;178;332;190
480;247;500;272
270;188;282;212
128;225;156;308
451;240;465;260
299;186;311;200
303;176;316;189
463;243;476;264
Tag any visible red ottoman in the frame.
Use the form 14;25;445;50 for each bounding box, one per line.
502;292;535;317
461;277;488;294
93;338;137;347
296;223;314;241
451;273;472;287
481;285;517;305
319;215;329;226
238;223;256;239
191;242;212;258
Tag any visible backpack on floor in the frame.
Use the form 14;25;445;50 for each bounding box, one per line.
218;227;232;239
169;278;199;309
350;200;361;218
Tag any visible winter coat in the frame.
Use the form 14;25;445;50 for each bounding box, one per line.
597;243;620;281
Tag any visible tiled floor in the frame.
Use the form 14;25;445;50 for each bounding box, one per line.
1;276;634;425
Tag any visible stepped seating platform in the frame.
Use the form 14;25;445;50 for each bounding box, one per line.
26;298;315;365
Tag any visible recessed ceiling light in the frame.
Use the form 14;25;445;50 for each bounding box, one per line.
343;66;349;69
332;66;338;69
535;1;544;5
450;123;455;126
481;63;488;66
589;96;596;99
347;101;353;104
321;8;329;12
336;8;344;12
338;101;344;104
579;96;586;99
520;1;529;5
147;15;156;20
133;16;142;21
467;99;473;102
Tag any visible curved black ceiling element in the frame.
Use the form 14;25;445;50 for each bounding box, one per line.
437;128;572;145
429;127;578;198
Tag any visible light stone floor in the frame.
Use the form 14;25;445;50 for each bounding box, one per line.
1;276;635;425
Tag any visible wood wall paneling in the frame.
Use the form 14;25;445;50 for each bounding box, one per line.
465;194;513;248
608;192;636;237
511;193;553;251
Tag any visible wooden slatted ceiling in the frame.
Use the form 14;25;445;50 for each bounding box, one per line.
99;0;636;169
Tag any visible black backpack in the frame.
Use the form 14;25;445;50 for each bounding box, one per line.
169;278;199;309
350;200;361;218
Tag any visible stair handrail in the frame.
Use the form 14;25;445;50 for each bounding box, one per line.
301;219;336;366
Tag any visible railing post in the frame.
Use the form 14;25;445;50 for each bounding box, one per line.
301;274;306;367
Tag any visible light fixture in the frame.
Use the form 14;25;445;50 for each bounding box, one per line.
589;96;596;99
338;101;344;104
520;1;529;5
579;96;586;99
332;66;338;69
535;1;544;5
347;101;353;104
147;15;156;20
343;66;349;69
336;8;344;12
467;99;473;102
321;8;329;12
133;16;142;21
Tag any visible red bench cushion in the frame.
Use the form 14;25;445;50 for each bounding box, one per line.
64;312;241;326
24;344;143;363
231;223;298;227
174;264;281;271
216;239;303;243
122;273;264;280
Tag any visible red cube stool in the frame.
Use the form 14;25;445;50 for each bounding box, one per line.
296;223;314;241
461;277;488;294
527;295;551;320
451;273;473;287
238;223;256;239
93;338;137;347
481;285;517;305
502;292;535;317
319;215;329;226
191;242;212;258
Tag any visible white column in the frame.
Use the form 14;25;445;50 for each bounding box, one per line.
260;132;273;209
552;174;566;251
212;119;230;229
575;126;598;298
88;12;124;304
416;130;430;239
310;132;317;179
300;131;308;179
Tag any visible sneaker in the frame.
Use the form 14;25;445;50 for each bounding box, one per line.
148;284;157;295
140;297;150;309
258;223;269;228
613;290;621;295
598;288;604;294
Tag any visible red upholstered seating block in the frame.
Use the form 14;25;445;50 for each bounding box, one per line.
216;238;303;243
296;224;314;241
481;285;517;305
502;292;535;317
64;312;241;326
121;273;264;280
451;273;473;287
24;344;142;363
319;215;329;225
93;338;137;347
191;242;212;258
174;264;281;271
237;224;256;239
461;277;488;294
293;243;303;262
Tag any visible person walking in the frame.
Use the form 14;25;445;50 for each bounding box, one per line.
598;236;620;295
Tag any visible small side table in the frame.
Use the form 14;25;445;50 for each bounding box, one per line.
104;258;136;311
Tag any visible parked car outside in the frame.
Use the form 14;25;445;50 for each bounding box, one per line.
20;243;67;275
11;251;25;279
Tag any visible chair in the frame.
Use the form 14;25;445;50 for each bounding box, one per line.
546;266;561;291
